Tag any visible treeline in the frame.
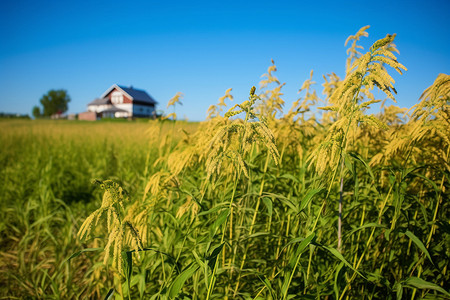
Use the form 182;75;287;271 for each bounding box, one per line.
0;112;30;119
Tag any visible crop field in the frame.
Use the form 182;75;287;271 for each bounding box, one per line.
0;27;449;299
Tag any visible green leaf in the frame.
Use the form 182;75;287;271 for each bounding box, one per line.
289;233;316;268
104;288;114;300
321;245;366;280
299;187;325;212
343;152;354;176
125;251;133;281
334;262;345;300
404;230;433;264
67;248;103;261
207;243;225;270
138;273;146;299
198;203;229;217
193;250;209;288
209;208;230;238
280;174;299;183
263;192;298;213
257;275;276;299
402;277;450;297
349;152;375;181
347;223;386;237
168;264;199;298
242;232;269;241
262;197;273;218
282;232;316;296
395;282;403;300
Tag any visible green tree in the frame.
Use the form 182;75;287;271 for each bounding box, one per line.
39;89;71;117
32;106;41;118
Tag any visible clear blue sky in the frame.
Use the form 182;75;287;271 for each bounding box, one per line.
1;0;449;121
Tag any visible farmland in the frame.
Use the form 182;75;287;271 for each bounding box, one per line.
0;27;449;299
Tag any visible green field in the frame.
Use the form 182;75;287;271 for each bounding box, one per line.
0;28;449;299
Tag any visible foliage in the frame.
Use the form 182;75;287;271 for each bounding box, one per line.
0;112;30;119
32;105;41;118
0;27;449;299
38;89;71;117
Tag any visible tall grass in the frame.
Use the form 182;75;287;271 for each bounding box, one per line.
0;26;448;299
75;27;448;299
0;120;197;298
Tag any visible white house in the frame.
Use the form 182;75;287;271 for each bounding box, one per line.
87;84;158;119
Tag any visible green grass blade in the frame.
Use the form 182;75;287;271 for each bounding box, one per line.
282;232;315;299
209;208;230;238
321;245;366;280
104;288;114;300
404;230;433;264
66;248;103;261
403;277;450;297
168;264;199;298
299;187;325;212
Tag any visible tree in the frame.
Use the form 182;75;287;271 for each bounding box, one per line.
32;106;41;118
39;89;71;117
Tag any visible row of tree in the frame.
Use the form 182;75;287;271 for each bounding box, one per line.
32;89;71;118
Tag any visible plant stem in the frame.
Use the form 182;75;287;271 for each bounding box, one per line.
338;158;344;252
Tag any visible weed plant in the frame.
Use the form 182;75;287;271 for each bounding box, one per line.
0;26;449;299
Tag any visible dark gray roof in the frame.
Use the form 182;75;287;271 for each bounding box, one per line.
88;97;110;106
118;85;158;105
100;84;158;105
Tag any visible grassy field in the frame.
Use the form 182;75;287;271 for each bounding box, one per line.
0;119;198;298
0;27;449;299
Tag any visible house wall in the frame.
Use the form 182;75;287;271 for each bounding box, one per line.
115;111;130;118
114;103;133;114
88;104;112;113
133;104;155;117
107;88;132;103
78;111;97;121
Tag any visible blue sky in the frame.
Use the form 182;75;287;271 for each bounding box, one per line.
0;0;449;121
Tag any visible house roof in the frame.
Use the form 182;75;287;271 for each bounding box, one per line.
88;97;110;106
101;84;158;105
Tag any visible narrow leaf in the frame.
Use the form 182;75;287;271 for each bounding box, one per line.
282;232;316;296
395;282;403;300
322;245;366;279
67;248;103;261
209;208;230;238
299;188;325;212
280;174;299;183
168;264;199;298
404;230;433;264
207;243;225;270
346;223;386;237
289;233;316;268
125;251;133;280
104;288;114;300
349;152;375;180
262;197;273;217
257;275;276;299
403;277;450;297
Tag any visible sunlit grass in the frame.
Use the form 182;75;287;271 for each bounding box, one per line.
0;26;448;299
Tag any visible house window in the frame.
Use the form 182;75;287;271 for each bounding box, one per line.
111;91;123;104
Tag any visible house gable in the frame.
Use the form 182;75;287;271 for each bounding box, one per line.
105;88;132;104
